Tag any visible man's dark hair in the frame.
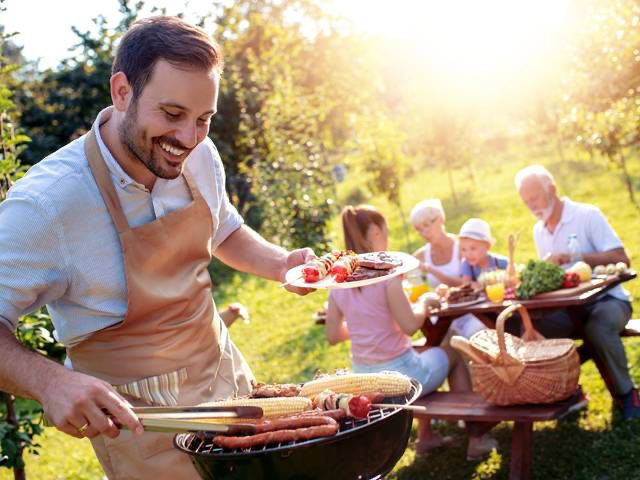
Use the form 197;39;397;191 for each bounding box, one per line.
112;16;223;99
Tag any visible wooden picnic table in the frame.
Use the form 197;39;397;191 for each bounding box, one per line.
420;270;637;347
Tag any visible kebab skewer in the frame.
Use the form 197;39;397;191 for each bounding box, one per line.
330;253;359;283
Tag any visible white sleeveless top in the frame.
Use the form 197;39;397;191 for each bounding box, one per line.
423;238;462;287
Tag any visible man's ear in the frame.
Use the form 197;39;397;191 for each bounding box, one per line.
111;72;133;112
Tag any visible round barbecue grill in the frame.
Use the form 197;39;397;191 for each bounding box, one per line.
174;379;422;480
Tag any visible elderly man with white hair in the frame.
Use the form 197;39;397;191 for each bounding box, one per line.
515;164;638;420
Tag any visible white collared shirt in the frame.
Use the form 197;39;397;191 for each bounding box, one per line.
533;197;629;302
0;107;243;345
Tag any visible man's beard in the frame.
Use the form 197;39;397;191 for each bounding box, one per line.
118;103;182;180
533;196;556;223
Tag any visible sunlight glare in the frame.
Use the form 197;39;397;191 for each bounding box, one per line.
337;0;574;107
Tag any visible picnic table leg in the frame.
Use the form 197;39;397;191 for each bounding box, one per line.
509;421;533;480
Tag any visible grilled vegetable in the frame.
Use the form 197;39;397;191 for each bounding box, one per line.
302;251;342;283
200;397;313;421
314;390;371;419
331;254;359;282
300;373;412;398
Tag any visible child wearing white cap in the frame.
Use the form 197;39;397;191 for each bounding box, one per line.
459;218;508;285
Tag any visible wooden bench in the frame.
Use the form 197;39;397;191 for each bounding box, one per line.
621;318;640;337
411;388;587;480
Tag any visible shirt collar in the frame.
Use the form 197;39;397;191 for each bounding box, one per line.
556;197;575;226
92;107;148;192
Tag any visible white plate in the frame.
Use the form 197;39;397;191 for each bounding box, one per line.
285;251;420;290
444;295;487;309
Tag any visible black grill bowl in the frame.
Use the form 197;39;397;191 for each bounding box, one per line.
174;379;422;480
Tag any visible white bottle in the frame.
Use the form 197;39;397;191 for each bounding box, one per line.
567;234;582;265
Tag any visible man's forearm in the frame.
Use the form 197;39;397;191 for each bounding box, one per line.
583;248;630;268
214;225;289;281
0;324;64;402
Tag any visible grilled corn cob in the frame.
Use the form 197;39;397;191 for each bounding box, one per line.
199;396;313;421
300;372;412;398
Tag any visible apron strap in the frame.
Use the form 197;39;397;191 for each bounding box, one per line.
84;128;130;234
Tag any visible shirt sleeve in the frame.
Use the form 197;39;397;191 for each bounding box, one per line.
585;207;624;253
0;192;69;331
205;139;244;250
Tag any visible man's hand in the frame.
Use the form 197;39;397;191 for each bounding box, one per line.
40;368;143;440
282;247;316;296
544;252;571;265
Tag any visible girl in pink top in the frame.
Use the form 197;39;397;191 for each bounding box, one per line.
325;205;495;458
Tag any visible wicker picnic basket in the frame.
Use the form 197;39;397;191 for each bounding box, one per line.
450;303;580;406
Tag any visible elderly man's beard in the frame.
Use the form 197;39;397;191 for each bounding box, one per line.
533;196;556;223
118;103;180;180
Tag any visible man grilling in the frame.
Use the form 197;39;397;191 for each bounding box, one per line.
0;16;313;478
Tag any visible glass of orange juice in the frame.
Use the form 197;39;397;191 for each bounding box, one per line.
403;270;429;303
485;282;506;303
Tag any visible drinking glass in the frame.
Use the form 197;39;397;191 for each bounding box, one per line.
486;282;506;303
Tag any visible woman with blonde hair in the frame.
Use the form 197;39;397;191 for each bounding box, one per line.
325;205;496;458
410;198;463;288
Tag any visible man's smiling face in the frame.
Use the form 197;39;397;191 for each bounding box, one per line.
118;59;219;180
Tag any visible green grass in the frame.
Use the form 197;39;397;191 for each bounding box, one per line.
2;145;640;479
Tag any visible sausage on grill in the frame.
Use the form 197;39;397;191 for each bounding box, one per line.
213;422;338;449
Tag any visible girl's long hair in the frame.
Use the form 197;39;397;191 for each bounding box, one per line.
341;205;387;254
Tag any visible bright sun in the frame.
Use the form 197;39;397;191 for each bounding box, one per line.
336;0;575;109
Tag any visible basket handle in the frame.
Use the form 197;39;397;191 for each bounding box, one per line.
450;336;487;365
496;303;545;354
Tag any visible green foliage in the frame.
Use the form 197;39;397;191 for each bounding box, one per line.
16;0;139;165
16;310;65;363
0;3;60;473
0;398;43;471
211;0;366;250
558;0;640;209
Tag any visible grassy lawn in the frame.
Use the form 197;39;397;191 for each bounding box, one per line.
2;145;639;479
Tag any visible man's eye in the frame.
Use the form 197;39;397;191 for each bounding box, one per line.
164;111;180;119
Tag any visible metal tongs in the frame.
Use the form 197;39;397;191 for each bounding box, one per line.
110;405;263;435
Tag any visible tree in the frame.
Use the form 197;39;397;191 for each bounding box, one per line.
0;4;61;478
560;0;640;210
15;0;140;165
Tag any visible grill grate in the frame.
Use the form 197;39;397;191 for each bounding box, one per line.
178;383;417;457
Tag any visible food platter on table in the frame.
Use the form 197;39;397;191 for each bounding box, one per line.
444;295;487;309
284;251;419;290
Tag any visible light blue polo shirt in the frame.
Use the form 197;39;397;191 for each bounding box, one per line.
533;197;629;302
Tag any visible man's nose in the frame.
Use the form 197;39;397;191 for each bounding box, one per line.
175;122;198;149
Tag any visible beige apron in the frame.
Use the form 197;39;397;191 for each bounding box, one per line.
67;125;254;479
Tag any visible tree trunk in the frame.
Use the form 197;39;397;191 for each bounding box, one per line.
617;151;640;212
2;392;26;480
466;160;476;186
393;199;411;252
